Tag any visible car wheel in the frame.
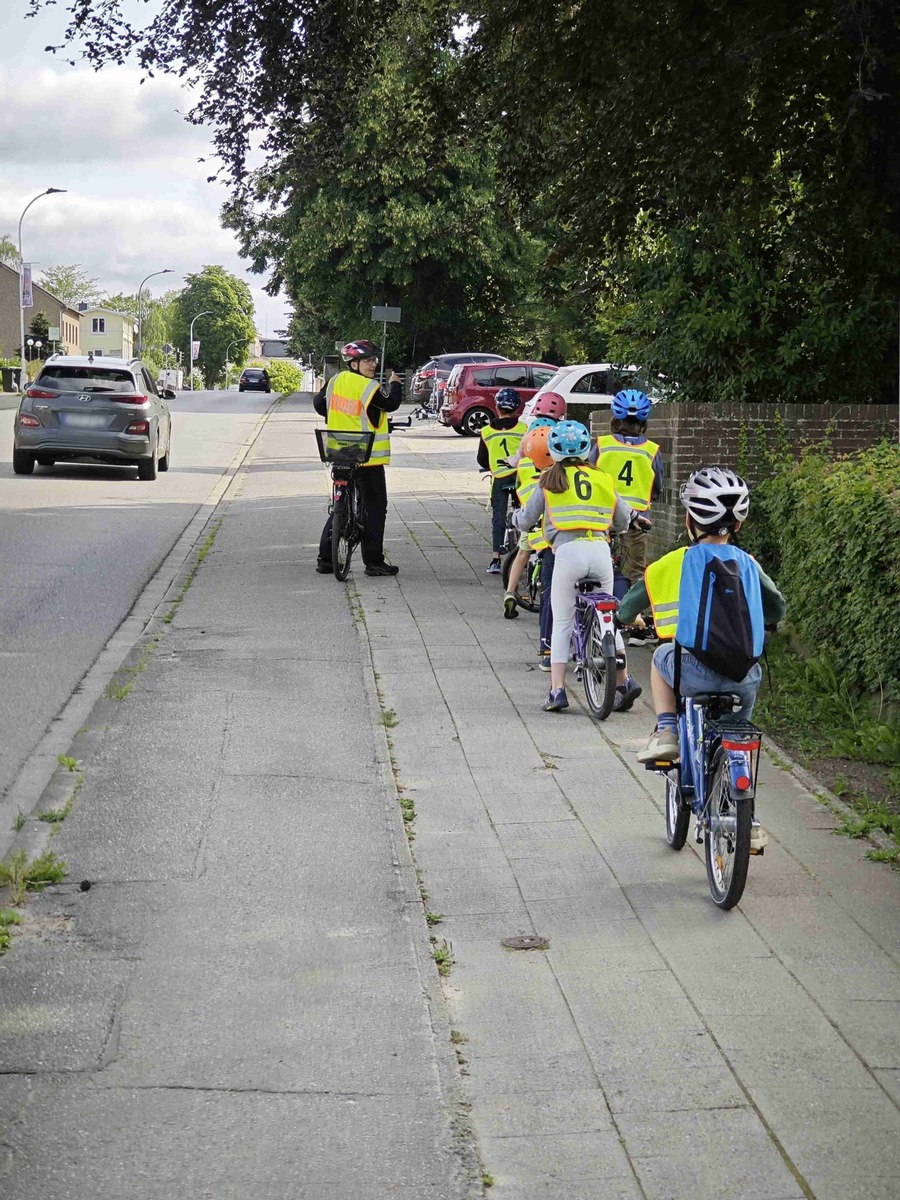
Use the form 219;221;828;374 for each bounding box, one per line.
451;425;466;436
158;434;170;472
13;450;35;475
461;407;491;436
239;386;245;392
36;456;55;468
137;439;159;481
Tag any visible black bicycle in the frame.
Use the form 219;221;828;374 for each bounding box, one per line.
315;428;375;581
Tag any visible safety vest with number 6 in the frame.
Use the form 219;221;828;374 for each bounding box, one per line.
544;465;616;534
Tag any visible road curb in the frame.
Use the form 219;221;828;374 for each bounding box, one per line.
0;394;282;863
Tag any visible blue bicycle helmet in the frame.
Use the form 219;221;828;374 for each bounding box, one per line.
528;415;556;431
612;388;652;421
548;420;592;462
495;387;522;413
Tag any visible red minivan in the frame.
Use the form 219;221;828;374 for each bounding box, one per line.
440;361;559;436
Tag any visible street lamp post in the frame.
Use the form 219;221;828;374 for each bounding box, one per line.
224;338;247;388
18;188;66;393
189;311;213;391
136;268;173;358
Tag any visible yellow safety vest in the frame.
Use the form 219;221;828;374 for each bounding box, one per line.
481;422;528;480
516;457;540;505
326;369;391;468
595;435;659;511
527;520;550;553
544;465;616;535
644;546;688;639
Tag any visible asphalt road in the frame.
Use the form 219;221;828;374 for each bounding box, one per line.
0;388;275;801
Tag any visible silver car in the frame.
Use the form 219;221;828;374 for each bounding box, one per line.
13;355;173;481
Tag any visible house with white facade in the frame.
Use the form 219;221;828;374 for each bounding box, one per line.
77;305;137;359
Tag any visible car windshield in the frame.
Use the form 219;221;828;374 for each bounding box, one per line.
537;367;576;392
38;366;136;392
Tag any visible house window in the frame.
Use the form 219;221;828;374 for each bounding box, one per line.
92;318;106;334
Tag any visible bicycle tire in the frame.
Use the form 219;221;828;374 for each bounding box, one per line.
664;771;690;850
704;749;751;909
501;548;541;613
582;613;617;720
331;487;353;581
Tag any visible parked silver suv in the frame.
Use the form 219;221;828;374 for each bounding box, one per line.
13;355;173;481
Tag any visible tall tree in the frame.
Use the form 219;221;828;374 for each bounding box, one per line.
38;264;104;308
170;266;256;387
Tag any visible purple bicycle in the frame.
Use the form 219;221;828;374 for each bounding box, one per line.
571;580;618;720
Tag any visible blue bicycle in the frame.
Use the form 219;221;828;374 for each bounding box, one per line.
648;688;762;909
572;581;619;720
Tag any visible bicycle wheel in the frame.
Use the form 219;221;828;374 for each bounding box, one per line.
331;487;353;581
704;749;751;909
582;611;617;720
501;549;541;613
664;770;690;850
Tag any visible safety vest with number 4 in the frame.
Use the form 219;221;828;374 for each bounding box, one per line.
595;435;659;511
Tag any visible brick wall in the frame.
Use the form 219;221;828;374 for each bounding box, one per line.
591;403;897;553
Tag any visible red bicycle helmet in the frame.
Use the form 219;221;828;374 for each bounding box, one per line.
531;390;566;419
341;339;379;362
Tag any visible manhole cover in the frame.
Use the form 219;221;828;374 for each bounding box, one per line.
502;935;549;951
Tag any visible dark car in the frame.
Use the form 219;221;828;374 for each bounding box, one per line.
13;355;173;481
239;368;271;393
440;361;559;435
410;352;509;399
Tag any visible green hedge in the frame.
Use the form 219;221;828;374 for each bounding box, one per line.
744;441;900;703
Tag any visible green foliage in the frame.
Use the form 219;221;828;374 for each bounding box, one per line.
746;443;900;703
171;267;256;388
38;264;104;308
28;311;50;344
252;359;302;394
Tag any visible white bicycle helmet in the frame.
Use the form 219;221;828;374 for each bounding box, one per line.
680;465;750;527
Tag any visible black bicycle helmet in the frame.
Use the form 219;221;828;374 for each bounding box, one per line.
495;387;522;413
341;339;379;363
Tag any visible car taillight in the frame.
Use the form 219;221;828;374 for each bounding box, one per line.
25;387;57;399
421;369;435;378
18;413;40;427
126;420;150;434
112;394;149;405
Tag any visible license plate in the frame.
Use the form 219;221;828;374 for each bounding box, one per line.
60;412;108;428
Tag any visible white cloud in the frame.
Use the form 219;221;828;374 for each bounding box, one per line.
0;0;291;337
0;68;206;166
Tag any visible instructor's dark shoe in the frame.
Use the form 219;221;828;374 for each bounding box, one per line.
364;561;400;577
316;559;333;575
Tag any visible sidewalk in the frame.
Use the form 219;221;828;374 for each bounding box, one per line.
1;398;898;1199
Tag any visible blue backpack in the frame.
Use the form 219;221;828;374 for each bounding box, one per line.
675;543;764;682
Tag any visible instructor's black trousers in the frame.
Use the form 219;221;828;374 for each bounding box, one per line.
318;465;389;567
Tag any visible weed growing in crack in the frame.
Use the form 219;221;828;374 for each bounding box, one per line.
380;709;399;729
0;849;67;905
12;810;25;833
425;911;444;926
57;754;78;773
0;907;22;954
430;936;455;977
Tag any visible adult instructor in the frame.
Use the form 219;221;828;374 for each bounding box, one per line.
314;339;403;577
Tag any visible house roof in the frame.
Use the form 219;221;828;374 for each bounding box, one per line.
0;260;82;317
78;306;137;322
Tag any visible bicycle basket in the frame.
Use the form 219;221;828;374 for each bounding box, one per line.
315;428;375;465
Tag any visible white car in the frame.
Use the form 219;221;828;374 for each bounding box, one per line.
523;363;662;421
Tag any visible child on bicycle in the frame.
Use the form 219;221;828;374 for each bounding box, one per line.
513;420;647;712
477;388;529;574
590;389;664;646
616;467;786;764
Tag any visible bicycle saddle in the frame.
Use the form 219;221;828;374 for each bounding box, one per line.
575;577;608;593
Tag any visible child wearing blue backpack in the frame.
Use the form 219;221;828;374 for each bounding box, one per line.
616;466;786;764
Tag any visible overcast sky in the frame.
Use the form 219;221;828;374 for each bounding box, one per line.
1;0;290;337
